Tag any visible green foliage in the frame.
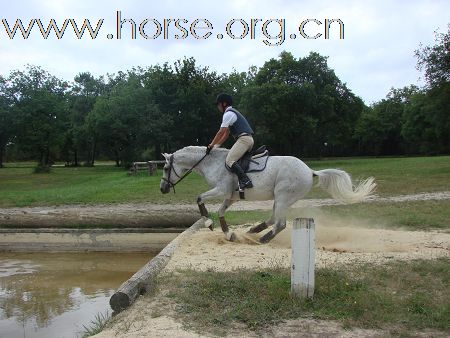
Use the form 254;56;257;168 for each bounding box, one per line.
401;83;450;154
81;311;110;337
415;25;450;88
242;51;364;157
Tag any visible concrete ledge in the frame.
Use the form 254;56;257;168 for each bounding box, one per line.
0;228;184;252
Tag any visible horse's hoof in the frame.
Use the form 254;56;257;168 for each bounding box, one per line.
205;219;214;231
247;222;268;234
259;231;275;244
226;232;237;242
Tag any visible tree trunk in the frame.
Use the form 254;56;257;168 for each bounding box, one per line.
155;143;161;160
39;150;45;166
44;146;50;166
114;149;120;167
74;148;78;167
0;142;4;168
90;139;96;166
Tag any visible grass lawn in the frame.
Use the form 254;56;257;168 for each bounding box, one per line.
163;258;450;336
0;156;448;208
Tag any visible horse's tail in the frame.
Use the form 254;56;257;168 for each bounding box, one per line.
312;169;376;204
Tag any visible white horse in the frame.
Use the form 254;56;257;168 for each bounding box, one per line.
160;146;376;243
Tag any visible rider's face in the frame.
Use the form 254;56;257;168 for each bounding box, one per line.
217;102;225;113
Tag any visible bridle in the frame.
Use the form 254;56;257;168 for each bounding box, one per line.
161;153;208;193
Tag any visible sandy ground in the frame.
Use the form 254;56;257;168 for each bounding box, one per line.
95;217;449;338
165;223;449;272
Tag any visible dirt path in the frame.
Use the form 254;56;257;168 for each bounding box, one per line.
1;192;449;228
223;191;450;210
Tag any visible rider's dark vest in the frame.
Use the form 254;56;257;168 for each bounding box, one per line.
226;107;254;139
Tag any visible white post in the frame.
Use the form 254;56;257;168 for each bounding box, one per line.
291;218;315;298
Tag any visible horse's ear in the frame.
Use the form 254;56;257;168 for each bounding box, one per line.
162;153;168;159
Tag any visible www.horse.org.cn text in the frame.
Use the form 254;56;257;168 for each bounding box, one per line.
1;11;345;46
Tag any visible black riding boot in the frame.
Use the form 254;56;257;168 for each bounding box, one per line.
231;162;253;189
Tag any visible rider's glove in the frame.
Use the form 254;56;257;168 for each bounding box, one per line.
206;145;212;155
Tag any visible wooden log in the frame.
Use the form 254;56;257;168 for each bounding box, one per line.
109;216;212;312
291;218;315;298
0;206;200;228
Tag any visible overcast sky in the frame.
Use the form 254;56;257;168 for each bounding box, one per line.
1;0;448;104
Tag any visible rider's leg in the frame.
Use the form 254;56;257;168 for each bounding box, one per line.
230;162;253;189
226;136;254;189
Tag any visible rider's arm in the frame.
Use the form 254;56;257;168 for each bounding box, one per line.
209;127;229;148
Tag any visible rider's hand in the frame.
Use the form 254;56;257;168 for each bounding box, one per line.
206;144;213;155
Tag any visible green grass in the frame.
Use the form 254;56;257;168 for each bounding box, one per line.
0;165;209;207
315;200;450;231
81;311;110;337
305;156;450;198
0;156;448;207
165;259;449;336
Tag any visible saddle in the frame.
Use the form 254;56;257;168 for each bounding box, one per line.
226;145;269;173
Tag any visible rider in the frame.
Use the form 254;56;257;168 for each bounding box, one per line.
207;93;254;190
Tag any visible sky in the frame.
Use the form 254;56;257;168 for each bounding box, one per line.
1;0;448;104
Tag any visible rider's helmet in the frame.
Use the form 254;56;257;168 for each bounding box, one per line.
216;93;233;106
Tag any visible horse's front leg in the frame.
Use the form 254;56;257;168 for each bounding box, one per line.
218;199;237;241
197;187;225;229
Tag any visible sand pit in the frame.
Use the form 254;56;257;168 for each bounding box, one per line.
95;221;449;338
165;221;449;272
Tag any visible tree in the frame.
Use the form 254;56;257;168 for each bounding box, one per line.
402;83;450;154
355;86;420;155
242;51;363;157
142;58;222;154
64;72;105;166
6;65;68;166
415;25;450;88
0;77;16;167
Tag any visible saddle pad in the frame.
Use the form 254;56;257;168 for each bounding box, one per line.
246;155;269;173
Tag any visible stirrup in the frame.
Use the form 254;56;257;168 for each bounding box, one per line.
239;179;253;189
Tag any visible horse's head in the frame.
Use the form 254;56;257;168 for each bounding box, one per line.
160;152;189;194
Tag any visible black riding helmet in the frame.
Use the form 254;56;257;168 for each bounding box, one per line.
216;93;233;106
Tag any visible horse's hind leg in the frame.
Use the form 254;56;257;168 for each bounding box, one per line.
247;202;276;233
218;199;237;241
259;201;287;244
259;219;286;243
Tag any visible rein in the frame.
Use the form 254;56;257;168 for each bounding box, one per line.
162;152;208;193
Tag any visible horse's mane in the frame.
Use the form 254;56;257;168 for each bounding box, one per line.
175;146;229;155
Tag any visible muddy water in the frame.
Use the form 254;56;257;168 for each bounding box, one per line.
0;252;155;338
